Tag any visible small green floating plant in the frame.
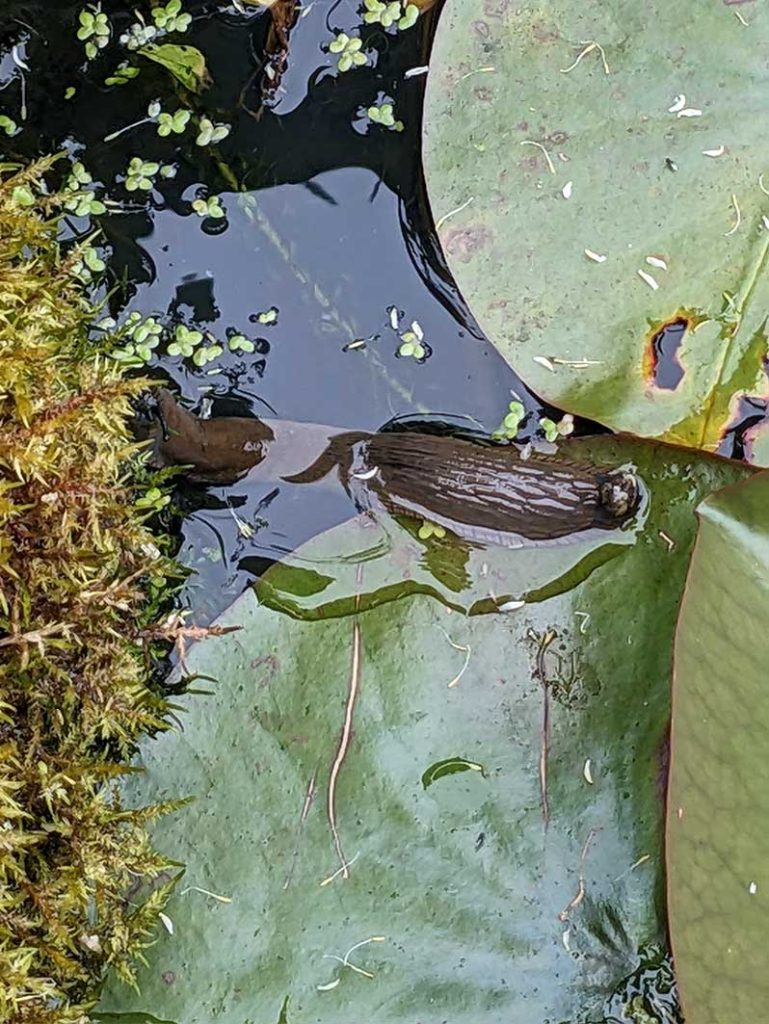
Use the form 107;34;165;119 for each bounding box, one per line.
367;100;404;131
328;32;368;72
192;193;225;220
77;3;111;60
196;116;231;147
418;520;446;541
151;0;192;33
493;399;526;440
167;323;203;357
362;0;419;30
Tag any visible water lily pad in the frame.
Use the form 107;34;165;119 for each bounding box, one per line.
423;0;769;458
100;437;748;1022
667;469;769;1022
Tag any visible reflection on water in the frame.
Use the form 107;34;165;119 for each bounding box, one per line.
1;0;554;619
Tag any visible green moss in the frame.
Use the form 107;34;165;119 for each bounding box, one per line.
0;159;179;1023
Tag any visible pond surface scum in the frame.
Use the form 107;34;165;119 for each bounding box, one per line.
2;2;731;1021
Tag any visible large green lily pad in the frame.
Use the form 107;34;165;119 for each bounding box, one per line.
667;470;769;1022
423;0;769;456
101;438;748;1022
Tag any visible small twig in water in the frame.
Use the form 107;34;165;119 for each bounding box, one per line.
613;853;651;883
458;65;495;82
283;768;318;891
560;40;610;75
520;140;556;175
438;627;472;688
551;357;604;368
180;885;232;904
434;196;474;232
320;850;361;887
530;628;557;829
558;829;598;922
725;193;741;236
320;935;386;985
326;615;362;880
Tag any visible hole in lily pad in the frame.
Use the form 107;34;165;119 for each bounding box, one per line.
644;316;689;391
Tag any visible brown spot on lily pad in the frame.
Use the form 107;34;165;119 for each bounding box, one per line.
442;224;493;262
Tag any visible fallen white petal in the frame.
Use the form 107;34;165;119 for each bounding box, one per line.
702;145;725;157
317;979;341;991
637;269;659;291
410;320;424;341
404;65;429;78
749;882;758;895
677;108;703;118
533;355;555;372
668;94;686;113
388;305;399;330
159;912;174;936
561;180;573;199
497;599;526;612
645;256;668;270
583;758;594;784
584;248;607;263
352;467;379;481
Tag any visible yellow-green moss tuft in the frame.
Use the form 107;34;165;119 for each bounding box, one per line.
0;159;179;1023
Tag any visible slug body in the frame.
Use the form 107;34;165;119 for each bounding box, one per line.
290;431;639;545
136;388;639;545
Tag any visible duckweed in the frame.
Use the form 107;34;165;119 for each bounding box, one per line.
228;333;256;353
328;32;368;72
418;520;446;541
151;0;192;33
367;101;404;131
196;116;231;146
192;194;225;219
167;324;203;357
156;107;191;136
493;399;525;440
398;329;426;360
77;4;111;59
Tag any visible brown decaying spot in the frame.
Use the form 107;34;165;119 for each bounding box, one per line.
643;314;694;391
442;224;493;262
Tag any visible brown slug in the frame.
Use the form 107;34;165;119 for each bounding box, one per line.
135;387;640;545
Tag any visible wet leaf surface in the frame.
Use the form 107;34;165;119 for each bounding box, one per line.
102;437;748;1022
423;0;769;458
139;43;211;93
667;469;769;1022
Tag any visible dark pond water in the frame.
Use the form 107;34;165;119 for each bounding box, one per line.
1;0;559;622
1;5;682;1019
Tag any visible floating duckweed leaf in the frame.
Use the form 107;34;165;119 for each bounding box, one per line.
228;334;255;353
105;64;141;86
195;115;231;146
140;44;210;92
421;757;486;789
